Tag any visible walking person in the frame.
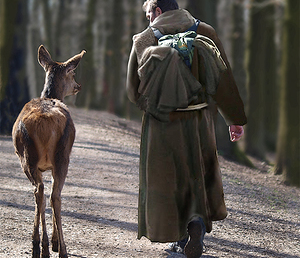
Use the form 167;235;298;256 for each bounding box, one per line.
126;0;247;257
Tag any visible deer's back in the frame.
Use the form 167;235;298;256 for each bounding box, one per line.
12;98;75;171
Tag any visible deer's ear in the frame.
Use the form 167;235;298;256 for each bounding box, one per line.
38;45;53;70
64;50;86;73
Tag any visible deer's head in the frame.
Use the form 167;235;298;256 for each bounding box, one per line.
38;45;86;101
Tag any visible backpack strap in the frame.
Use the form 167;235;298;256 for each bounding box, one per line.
151;27;164;40
150;19;201;39
188;19;200;32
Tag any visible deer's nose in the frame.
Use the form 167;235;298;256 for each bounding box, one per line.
74;83;81;93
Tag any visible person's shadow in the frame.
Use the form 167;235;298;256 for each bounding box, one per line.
165;250;218;258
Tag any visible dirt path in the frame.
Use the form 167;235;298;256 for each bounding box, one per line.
0;108;299;258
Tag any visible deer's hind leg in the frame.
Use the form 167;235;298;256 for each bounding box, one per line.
14;131;50;258
33;172;50;258
19;161;50;258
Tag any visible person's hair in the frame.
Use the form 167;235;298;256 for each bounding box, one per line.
143;0;179;13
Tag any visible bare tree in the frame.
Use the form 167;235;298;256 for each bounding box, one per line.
0;0;29;134
0;0;19;100
41;0;53;52
274;0;299;186
232;0;247;104
76;0;97;109
103;0;125;115
263;1;278;152
245;0;269;159
245;0;279;160
123;0;143;119
221;0;253;166
26;0;45;99
186;0;218;29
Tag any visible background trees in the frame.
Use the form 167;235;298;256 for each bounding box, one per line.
245;0;278;159
0;0;298;186
245;0;270;159
274;0;299;186
0;0;19;101
0;0;29;133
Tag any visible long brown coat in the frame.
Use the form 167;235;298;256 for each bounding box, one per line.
126;9;247;243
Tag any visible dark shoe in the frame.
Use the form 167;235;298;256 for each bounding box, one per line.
184;218;206;258
169;238;188;253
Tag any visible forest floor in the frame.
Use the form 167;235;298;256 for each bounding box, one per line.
0;107;299;258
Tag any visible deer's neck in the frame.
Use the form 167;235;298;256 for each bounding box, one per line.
40;73;64;101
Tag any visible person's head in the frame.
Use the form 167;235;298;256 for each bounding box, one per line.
143;0;179;24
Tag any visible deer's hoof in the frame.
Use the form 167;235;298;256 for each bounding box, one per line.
32;240;40;258
42;252;50;258
52;240;59;252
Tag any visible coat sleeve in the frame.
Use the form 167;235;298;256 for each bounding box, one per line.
197;23;247;126
126;45;141;104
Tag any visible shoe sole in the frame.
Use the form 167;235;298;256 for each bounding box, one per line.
184;219;205;258
184;238;203;258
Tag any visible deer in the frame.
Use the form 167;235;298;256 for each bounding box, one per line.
12;45;85;258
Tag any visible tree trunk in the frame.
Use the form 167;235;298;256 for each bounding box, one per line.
214;0;252;167
53;0;66;60
41;0;53;53
0;0;29;134
274;0;300;187
75;0;97;109
103;0;125;116
0;0;19;100
232;0;247;104
245;0;269;159
263;2;278;152
124;0;143;120
186;0;218;29
26;0;41;99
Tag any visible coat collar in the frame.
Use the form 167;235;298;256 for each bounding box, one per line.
151;9;196;35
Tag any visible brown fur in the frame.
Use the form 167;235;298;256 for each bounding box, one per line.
12;45;85;258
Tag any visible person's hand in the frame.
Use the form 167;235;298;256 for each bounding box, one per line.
229;125;244;142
